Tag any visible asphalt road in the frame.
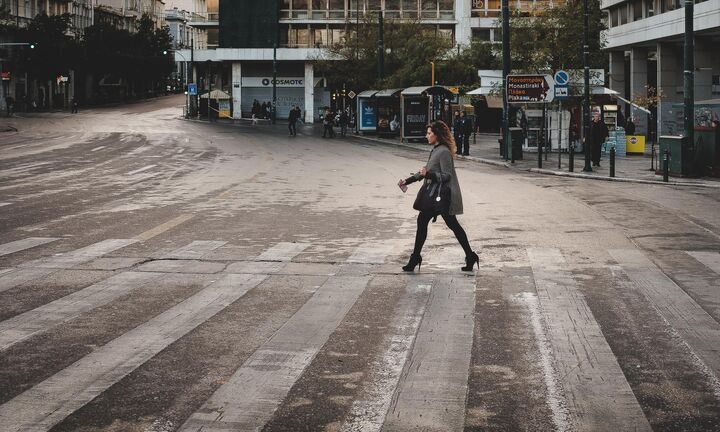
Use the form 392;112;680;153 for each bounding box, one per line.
1;95;719;432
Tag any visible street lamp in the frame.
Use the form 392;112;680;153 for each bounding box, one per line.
166;49;190;118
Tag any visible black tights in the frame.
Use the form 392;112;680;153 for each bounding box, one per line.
412;212;472;257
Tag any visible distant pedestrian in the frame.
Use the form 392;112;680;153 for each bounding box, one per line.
625;117;636;136
5;96;14;116
322;108;335;138
588;112;609;167
460;111;472;156
71;97;78;114
339;109;349;137
288;105;299;136
453;110;462;154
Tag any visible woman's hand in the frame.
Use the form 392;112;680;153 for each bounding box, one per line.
420;166;428;176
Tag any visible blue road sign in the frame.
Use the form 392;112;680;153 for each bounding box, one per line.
188;83;197;96
554;70;569;86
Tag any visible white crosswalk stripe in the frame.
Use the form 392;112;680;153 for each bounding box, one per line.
346;243;396;264
0;271;165;351
529;248;652;432
161;240;227;259
255;242;310;262
0;239;137;293
687;251;720;275
0;273;267;432
343;280;433;432
0;237;59;257
382;274;476;432
612;249;720;381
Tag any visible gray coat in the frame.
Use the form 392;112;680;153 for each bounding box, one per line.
424;144;463;215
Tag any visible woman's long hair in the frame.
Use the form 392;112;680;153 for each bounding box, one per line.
428;120;457;157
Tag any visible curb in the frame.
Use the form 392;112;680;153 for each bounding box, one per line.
350;134;719;188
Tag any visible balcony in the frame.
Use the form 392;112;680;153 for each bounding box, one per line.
279;8;456;22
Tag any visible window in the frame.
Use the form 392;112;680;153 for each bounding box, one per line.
422;0;438;18
645;0;654;17
632;0;642;20
619;4;627;25
314;28;328;46
368;0;382;10
404;0;419;18
472;28;491;41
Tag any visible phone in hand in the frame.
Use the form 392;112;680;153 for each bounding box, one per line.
398;180;408;193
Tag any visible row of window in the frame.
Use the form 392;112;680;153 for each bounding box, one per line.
607;0;709;28
280;23;454;47
282;0;455;10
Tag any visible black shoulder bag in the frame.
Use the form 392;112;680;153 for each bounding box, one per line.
413;171;451;217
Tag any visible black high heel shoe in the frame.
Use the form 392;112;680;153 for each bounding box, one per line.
462;252;479;271
402;254;422;272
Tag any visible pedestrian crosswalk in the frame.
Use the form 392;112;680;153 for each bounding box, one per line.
0;236;719;431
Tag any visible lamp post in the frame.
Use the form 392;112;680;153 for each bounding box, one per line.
683;0;694;151
166;49;190;118
582;0;592;172
501;0;510;162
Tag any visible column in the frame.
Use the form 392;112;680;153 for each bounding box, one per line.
455;0;472;47
656;42;681;136
231;62;242;119
630;47;648;135
304;62;314;123
694;37;714;103
609;51;626;115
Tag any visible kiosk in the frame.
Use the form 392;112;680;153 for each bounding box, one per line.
357;90;379;134
374;88;403;137
400;86;454;142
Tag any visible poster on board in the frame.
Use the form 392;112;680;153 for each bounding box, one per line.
359;98;376;131
403;97;429;138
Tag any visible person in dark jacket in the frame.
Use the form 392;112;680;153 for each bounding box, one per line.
625;117;636;135
288;105;299;136
322;109;335;138
452;110;463;155
397;120;479;273
589;112;609;166
460;111;472;156
339;109;349;137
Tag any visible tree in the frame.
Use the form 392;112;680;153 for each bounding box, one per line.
315;17;462;91
21;13;79;82
498;0;607;73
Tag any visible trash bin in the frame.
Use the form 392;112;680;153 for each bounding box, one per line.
509;127;524;160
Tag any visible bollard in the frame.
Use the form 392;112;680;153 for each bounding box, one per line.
663;149;669;182
569;144;575;172
609;146;616;177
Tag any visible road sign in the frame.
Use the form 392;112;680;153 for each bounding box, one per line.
506;74;554;103
554;70;570;86
554;86;569;100
347;90;357;99
188;83;197;96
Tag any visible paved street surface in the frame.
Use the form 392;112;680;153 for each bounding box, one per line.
1;95;720;432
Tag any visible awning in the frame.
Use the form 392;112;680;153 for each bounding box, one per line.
373;88;403;97
401;85;453;96
200;89;231;99
357;90;378;98
467;87;494;95
485;96;503;109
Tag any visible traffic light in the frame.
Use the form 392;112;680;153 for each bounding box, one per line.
29;43;36;49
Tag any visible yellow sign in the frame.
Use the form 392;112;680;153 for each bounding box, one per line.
448;87;460;94
626;135;645;155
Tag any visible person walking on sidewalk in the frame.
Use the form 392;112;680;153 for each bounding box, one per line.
397;120;479;273
339;109;349;137
453;110;463;155
288;105;299;136
460;111;472;156
322;108;335;138
589;112;609;167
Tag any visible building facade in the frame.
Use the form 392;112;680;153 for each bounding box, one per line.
602;0;720;136
180;0;556;122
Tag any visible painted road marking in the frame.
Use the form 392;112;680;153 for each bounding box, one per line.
529;248;651;432
0;237;59;257
382;274;475;432
0;239;137;293
134;214;194;242
126;164;157;176
162;240;227;259
255;242;310;262
343;280;432;432
687;251;720;275
0;203;11;207
179;275;371;432
612;249;720;380
0;272;165;351
90;146;106;152
346;243;396;264
0;273;267;432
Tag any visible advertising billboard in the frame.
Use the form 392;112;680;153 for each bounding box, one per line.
402;97;429;139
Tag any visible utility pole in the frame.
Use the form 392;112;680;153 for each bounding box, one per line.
683;0;694;151
582;0;592;172
377;10;384;81
272;42;277;124
501;0;510;162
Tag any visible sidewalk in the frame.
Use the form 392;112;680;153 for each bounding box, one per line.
350;131;720;188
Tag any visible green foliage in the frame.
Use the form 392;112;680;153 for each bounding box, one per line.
21;13;79;81
498;0;607;73
315;17;495;91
